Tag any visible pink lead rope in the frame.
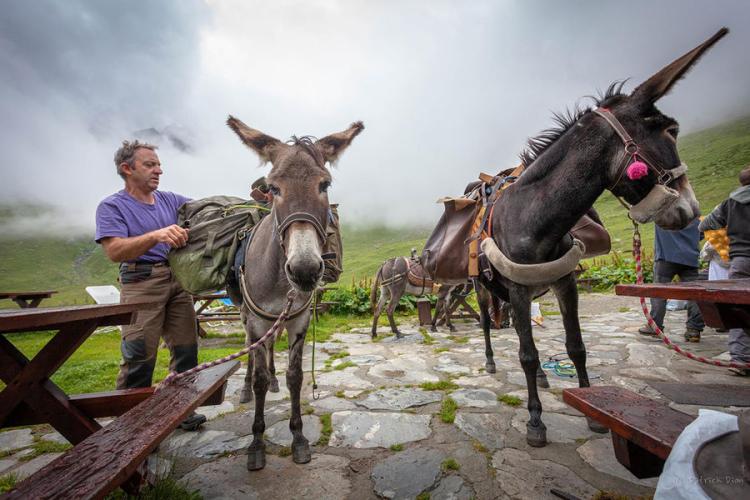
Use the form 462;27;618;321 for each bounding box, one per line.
156;289;298;390
632;222;750;369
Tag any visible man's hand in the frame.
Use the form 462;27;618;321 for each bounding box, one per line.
153;224;189;248
101;225;190;262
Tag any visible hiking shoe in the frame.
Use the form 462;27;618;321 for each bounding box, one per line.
179;412;207;431
638;324;660;336
729;368;750;377
684;328;701;343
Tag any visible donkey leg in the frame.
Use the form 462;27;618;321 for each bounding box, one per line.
269;342;280;393
240;350;254;403
387;287;404;337
247;341;270;471
552;274;607;433
430;294;444;333
371;288;388;338
444;295;457;333
287;329;311;464
509;287;546;447
477;288;496;373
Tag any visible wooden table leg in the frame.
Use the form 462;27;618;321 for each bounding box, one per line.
0;320;103;443
12;298;42;308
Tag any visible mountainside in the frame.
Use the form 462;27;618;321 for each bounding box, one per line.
2;115;749;306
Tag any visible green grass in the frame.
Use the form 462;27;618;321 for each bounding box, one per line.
0;473;18;494
0;330;249;394
447;335;468;344
416;493;430;500
278;446;292;457
18;440;72;462
440;397;458;423
441;458;460;471
317;414;333;446
333;361;357;371
105;477;202;500
419;329;436;345
433;347;449;354
334;390;346;398
497;394;523;407
389;443;404;452
419;380;458;392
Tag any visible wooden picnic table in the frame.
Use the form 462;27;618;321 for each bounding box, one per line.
616;278;750;330
0;290;57;309
0;303;157;444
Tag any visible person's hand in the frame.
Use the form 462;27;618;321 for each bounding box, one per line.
153;224;189;248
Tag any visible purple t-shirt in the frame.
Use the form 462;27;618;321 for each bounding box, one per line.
95;190;190;262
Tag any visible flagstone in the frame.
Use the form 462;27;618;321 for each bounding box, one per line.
265;415;321;446
511;410;595;443
329;411;431;448
454;411;512;450
577;438;658;487
358;388;442;410
371;447;445;499
450;388;499;409
0;428;33;451
163;430;252;458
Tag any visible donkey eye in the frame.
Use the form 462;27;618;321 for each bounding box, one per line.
319;181;330;193
666;126;679;140
268;184;281;196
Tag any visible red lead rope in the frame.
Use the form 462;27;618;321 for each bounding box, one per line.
632;223;750;369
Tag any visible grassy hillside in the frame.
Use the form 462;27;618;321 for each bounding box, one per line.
2;115;749;307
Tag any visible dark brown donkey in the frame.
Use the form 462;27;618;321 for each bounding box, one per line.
477;29;726;447
370;255;462;337
227;116;363;470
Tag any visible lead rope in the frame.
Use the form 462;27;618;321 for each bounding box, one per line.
631;220;750;369
310;291;320;400
156;289;297;390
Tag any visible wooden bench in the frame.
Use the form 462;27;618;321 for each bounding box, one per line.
4;360;240;499
563;386;695;478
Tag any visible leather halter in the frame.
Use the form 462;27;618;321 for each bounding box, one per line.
274;210;327;250
239;264;313;321
594;108;687;191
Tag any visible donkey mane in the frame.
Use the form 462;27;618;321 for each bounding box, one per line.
520;81;628;167
288;135;326;168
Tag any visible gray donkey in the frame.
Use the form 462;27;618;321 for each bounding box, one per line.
227;116;363;471
371;252;464;337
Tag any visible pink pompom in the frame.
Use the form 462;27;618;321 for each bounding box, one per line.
627;161;649;180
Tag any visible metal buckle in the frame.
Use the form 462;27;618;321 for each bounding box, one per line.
624;142;639;155
658;170;673;185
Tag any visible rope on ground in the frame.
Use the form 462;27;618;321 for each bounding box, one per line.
631;220;750;369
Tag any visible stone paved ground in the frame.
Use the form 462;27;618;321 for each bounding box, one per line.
2;293;750;499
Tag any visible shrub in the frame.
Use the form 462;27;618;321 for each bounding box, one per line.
579;252;653;291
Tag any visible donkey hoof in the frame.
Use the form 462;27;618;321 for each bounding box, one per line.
246;443;266;471
526;423;547;448
485;362;497;374
587;417;609;434
430;326;438;333
292;440;312;464
449;326;457;333
239;388;254;404
269;378;280;393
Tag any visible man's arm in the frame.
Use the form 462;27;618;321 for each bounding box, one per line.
698;200;729;232
100;225;189;262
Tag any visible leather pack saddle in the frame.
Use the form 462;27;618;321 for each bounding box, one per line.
422;166;611;284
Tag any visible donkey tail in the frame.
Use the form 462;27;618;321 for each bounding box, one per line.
371;265;384;309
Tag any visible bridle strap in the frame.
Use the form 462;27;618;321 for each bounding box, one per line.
594;107;686;191
275;211;327;248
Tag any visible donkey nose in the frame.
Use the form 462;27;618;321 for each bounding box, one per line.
285;257;324;291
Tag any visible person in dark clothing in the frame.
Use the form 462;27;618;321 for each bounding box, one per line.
639;218;705;342
699;165;750;375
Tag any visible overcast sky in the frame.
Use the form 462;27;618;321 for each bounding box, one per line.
1;0;748;236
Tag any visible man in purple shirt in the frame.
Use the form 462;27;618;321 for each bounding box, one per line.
95;139;205;430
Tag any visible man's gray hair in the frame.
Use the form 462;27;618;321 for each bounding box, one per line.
114;140;158;179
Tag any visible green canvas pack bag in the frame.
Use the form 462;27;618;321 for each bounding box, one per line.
168;196;270;294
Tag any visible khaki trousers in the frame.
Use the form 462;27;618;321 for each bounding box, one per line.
116;266;198;389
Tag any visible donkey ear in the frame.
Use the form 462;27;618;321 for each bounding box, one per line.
630;27;728;107
226;115;282;163
316;121;365;164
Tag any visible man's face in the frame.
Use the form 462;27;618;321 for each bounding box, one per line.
124;148;162;192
